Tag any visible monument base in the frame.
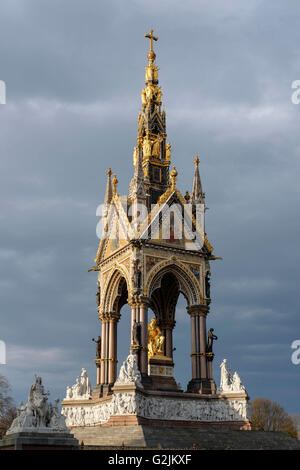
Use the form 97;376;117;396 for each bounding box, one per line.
187;378;217;395
62;385;251;447
92;383;113;399
147;355;181;392
0;432;79;451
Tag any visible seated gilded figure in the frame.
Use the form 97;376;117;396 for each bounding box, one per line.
148;318;165;357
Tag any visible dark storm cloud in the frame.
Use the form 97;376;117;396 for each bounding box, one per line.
0;0;299;411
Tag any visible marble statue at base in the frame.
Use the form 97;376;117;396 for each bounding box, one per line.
219;359;247;394
6;376;69;435
115;354;143;388
64;368;92;400
62;358;249;429
62;389;249;428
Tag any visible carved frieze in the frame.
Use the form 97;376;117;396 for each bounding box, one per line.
62;391;249;427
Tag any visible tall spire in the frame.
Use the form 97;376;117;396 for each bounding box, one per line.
191;157;205;204
130;29;171;206
129;147;146;202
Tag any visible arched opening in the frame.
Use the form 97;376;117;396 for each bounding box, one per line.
172;293;191;389
146;264;198;390
146;263;213;392
150;272;179;358
99;270;130;391
117;303;131;378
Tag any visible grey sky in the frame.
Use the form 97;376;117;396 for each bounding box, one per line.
0;0;300;412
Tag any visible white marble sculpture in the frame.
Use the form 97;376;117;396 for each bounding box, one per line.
64;368;92;400
219;359;246;394
62;389;249;427
7;376;69;435
115;354;143;388
61;358;249;429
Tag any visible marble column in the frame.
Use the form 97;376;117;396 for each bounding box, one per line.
187;304;210;393
100;317;107;385
165;327;173;358
207;357;213;380
130;305;137;345
190;314;197;379
139;304;148;374
199;313;207;379
108;316;118;385
96;361;101;385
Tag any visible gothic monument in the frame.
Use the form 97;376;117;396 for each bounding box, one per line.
61;30;250;446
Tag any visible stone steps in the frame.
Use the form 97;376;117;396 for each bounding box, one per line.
71;425;300;450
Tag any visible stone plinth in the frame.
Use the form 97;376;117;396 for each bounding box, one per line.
187;377;217;395
148;355;180;392
62;387;250;436
0;432;78;451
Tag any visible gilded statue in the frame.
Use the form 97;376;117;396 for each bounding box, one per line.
138;113;144;136
146;84;154;101
133;146;138;167
148;318;165;357
141;89;147;111
156;86;162;104
166;142;171;161
143;137;152;157
152;136;161;157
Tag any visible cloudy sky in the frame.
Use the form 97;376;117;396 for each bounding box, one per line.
0;0;300;413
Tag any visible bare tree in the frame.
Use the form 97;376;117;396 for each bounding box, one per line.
0;374;16;438
250;397;298;439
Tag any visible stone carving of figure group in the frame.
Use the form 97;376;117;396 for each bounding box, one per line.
142;135;161;158
115;354;143;388
65;368;92;400
7;376;68;434
219;359;246;394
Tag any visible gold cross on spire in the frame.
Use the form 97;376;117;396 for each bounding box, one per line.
145;29;158;59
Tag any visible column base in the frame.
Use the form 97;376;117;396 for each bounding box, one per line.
186;378;217;395
140;373;153;389
92;383;113;398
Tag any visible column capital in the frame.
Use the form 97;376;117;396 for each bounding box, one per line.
187;304;209;317
139;296;151;308
99;312;109;322
108;312;121;322
158;320;176;330
99;311;120;322
128;295;151;308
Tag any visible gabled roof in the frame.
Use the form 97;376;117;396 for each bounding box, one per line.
94;194;134;265
138;186;214;253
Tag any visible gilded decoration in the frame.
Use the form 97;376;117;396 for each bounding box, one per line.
148;318;165;357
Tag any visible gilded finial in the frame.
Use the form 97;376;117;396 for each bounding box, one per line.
170;166;178;190
184;191;190;203
194;156;199;166
145;29;158;63
112;174;118;195
107;168;112;177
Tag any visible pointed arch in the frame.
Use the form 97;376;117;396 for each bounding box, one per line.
102;267;129;313
145;261;201;307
